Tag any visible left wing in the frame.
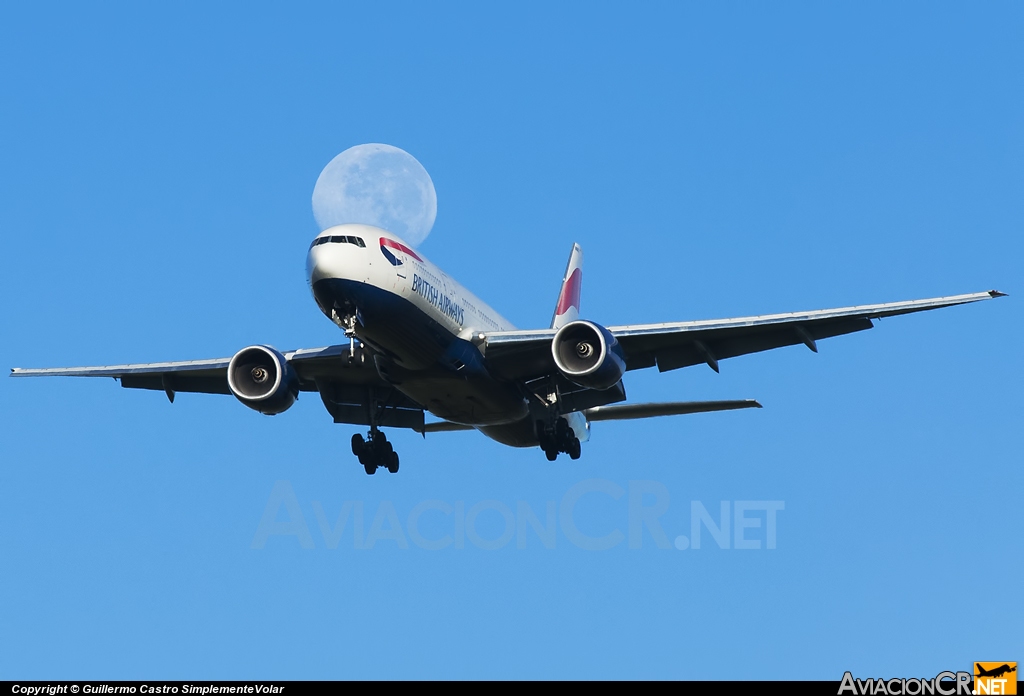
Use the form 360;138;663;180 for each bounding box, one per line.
482;290;1005;380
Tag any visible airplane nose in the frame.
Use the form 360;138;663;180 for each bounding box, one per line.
306;235;339;290
306;226;372;288
306;233;337;286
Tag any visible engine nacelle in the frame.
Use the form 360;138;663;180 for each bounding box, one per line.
227;345;299;415
551;320;626;391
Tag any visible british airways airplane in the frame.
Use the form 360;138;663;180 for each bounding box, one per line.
11;223;1005;474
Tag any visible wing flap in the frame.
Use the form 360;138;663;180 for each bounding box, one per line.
316;379;424;429
120;373;231;396
651;317;873;372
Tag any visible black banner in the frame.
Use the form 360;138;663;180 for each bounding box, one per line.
2;682;847;693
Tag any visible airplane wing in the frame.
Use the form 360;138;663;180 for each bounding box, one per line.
10;345;380;395
10;344;425;429
482;290;1005;379
10;356;235;395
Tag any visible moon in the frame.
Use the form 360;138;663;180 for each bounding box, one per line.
311;143;437;247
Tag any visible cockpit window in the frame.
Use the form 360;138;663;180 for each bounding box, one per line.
309;235;366;249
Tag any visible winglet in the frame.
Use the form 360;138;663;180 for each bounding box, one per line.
551;243;583;329
989;290;1008;298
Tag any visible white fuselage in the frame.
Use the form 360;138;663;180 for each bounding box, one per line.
306;223;516;339
305;223;588;444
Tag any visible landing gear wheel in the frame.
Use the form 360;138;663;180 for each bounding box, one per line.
545;448;558;462
351;433;365;457
353;429;399;474
568;437;581;460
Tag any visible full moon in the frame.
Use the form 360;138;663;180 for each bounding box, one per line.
311;143;437;247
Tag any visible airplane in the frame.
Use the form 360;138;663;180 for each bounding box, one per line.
976;664;1016;679
11;223;1005;474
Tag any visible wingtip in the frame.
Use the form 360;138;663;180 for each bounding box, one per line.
750;400;763;409
989;290;1008;298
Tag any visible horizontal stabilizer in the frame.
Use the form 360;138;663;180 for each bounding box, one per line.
584;399;762;421
419;399;762;433
420;420;475;433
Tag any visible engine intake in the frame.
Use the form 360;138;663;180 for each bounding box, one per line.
227;345;299;415
551;320;626;391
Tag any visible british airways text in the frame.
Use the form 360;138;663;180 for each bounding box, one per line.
412;274;465;326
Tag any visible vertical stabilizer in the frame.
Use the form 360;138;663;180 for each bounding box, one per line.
551;243;583;329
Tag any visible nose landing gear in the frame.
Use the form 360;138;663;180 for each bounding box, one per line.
351;430;399;475
537;417;582;462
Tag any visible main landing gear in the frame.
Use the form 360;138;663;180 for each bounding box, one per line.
537;417;581;462
351;430;399;475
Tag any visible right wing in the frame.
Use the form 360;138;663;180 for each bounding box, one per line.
482;290;1005;379
10;356;234;395
10;344;384;395
11;344;426;430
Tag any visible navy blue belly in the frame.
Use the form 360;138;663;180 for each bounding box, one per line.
312;278;529;426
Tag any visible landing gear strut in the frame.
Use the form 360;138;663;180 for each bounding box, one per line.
351;430;399;475
537;417;581;461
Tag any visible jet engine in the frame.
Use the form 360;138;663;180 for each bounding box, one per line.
227;345;299;415
551;320;626;391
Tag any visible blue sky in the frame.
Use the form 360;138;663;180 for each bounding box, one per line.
1;2;1020;680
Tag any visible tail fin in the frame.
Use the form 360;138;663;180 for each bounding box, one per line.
551;243;583;329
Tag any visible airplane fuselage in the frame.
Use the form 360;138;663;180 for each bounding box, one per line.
306;223;587;447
